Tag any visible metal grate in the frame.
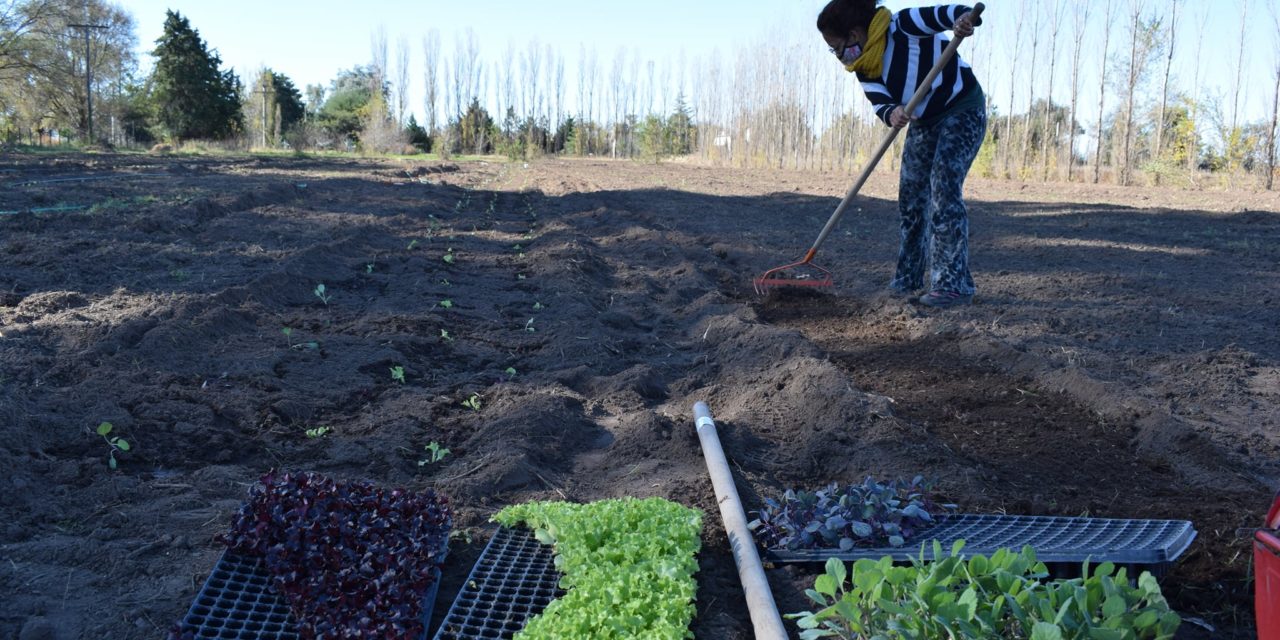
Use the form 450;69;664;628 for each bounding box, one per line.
432;527;564;640
764;514;1196;569
180;551;442;639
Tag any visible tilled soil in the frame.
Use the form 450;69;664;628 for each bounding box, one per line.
1;152;1277;639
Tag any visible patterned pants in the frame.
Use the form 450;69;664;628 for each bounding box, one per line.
890;102;987;295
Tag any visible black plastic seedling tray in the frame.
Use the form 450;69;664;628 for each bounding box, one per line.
178;550;443;639
432;527;564;640
764;514;1196;576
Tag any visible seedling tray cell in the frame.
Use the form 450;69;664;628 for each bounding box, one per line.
179;550;442;639
765;514;1195;572
432;527;564;640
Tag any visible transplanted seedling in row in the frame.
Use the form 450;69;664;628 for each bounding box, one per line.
461;394;482;411
533;301;545;311
437;299;453;309
442;248;455;264
281;326;294;347
390;366;406;384
440;329;454;342
407;239;419;250
305;426;332;438
504;367;517;377
524;318;536;332
313;283;332;305
418;442;450;466
96;422;131;469
366;263;374;274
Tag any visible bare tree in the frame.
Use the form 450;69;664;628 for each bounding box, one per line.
1067;2;1091;180
394;36;409;126
1268;2;1279;189
1118;0;1149;186
421;30;440;134
1020;0;1043;174
1094;0;1115;183
1153;0;1178;161
1041;0;1068;179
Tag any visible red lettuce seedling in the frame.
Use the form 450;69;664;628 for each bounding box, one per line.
214;470;451;639
749;476;954;551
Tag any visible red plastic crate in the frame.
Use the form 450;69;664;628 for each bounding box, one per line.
1258;492;1280;640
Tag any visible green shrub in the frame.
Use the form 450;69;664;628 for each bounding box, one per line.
493;497;702;640
790;540;1180;640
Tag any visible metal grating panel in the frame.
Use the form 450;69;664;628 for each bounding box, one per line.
764;514;1196;567
179;551;441;639
432;527;564;640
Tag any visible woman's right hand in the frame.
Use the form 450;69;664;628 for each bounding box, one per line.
889;106;914;129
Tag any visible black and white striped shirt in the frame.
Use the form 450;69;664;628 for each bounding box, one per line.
857;4;981;127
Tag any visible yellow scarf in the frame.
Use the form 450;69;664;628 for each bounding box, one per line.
846;7;891;77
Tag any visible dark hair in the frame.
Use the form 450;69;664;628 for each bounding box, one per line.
816;0;882;38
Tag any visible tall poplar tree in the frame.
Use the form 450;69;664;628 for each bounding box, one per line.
149;10;241;140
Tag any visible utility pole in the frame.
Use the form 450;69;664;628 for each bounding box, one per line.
253;75;272;148
69;23;108;144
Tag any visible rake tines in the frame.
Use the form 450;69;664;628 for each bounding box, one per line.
753;256;834;295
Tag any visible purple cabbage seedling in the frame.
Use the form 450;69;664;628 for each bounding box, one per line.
749;476;954;551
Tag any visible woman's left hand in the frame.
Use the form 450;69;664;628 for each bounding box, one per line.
954;12;976;37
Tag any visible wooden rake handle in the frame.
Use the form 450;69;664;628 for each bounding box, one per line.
802;2;985;263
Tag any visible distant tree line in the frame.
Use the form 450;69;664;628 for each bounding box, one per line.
1;0;1276;188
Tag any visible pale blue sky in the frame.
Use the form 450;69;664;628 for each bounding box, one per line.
118;0;1278;136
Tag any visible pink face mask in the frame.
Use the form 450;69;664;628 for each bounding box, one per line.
837;43;863;65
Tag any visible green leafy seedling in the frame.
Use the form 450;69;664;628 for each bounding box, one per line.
524;318;536;332
440;329;454;342
96;422;130;469
533;302;545;311
418;441;451;466
305;426;332;438
281;326;293;347
461;394;482;411
366;263;374;274
438;299;453;309
505;367;517;377
313;283;331;305
390;365;406;384
407;239;419;250
442;248;455;264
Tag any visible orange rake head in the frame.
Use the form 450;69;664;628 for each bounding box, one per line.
753;252;834;295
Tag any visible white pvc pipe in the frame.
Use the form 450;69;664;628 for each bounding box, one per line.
692;401;788;640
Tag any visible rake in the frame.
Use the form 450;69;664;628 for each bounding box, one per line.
754;2;985;295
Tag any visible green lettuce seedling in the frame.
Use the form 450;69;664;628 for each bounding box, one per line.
494;498;702;640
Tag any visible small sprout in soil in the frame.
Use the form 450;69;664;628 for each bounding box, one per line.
440;278;451;286
366;263;374;274
513;244;522;251
281;326;294;347
437;299;453;309
390;366;406;384
505;367;517;377
442;248;455;264
461;394;482;411
440;329;454;342
524;318;536;332
407;239;419;250
533;301;545;311
96;422;130;469
313;283;331;305
418;441;450;466
305;426;332;439
516;273;527;280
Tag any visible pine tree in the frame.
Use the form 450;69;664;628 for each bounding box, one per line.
150;10;242;140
